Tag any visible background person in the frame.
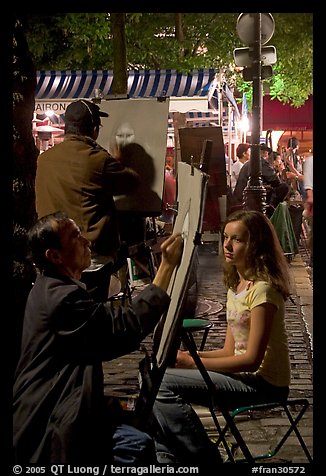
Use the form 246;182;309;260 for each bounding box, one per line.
13;212;183;464
227;143;251;214
285;137;305;200
303;154;313;267
233;144;289;216
272;149;305;245
230;142;251;192
35;99;140;300
273;150;303;192
159;165;177;225
272;152;287;182
287;137;301;172
153;210;291;466
283;149;305;202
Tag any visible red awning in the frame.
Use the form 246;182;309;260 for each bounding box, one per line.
263;96;313;131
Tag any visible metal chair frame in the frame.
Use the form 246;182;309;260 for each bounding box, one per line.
181;331;312;463
219;399;312;462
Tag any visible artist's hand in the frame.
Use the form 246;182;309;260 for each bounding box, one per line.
152;233;183;291
160;233;183;269
175;350;195;369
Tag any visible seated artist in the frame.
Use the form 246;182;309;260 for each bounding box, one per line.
13;211;183;464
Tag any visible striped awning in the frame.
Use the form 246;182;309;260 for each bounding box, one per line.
168;111;236;132
35;69;218;100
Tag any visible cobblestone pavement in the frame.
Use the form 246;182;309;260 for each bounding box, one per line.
102;241;313;465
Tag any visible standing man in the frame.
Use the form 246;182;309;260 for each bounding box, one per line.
230;142;251;192
35;99;140;299
233;144;289;215
287;137;301;172
286;137;305;199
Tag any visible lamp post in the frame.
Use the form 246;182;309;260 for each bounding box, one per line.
243;13;266;213
234;13;276;213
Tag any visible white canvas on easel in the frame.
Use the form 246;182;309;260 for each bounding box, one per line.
134;161;208;429
155;162;208;368
97;98;170;216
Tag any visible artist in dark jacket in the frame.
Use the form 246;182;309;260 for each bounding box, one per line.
35;99;140;300
13;212;183;464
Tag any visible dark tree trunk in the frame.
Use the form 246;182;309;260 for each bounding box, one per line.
175;13;186;58
111;13;127;95
13;17;38;371
174;13;184;42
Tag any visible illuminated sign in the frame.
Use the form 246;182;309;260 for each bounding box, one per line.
34;101;71;114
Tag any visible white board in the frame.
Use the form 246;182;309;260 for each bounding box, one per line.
97;98;170;216
155;162;208;367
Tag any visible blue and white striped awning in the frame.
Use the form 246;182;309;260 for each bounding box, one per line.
35;68;218;100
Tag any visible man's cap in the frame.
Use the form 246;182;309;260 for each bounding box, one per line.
65;99;109;123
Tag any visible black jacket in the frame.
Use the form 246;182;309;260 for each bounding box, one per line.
13;272;169;463
35;135;139;257
233;159;289;207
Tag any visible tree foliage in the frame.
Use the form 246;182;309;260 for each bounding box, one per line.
24;13;312;106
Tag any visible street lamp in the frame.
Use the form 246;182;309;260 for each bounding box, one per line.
240;115;250;143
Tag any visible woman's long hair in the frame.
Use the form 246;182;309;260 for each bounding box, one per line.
222;209;292;300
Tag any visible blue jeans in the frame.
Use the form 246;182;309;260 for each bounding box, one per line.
153;368;288;464
112;423;156;464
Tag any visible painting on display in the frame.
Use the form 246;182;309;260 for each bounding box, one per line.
97;98;170;216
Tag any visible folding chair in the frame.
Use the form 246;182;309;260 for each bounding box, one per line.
181;331;312;463
216;399;312;462
133;161;210;431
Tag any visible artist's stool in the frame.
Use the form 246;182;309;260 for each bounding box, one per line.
182;318;213;351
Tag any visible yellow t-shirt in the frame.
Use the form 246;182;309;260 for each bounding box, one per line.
227;281;290;387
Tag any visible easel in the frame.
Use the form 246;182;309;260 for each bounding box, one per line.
132;162;209;429
133;143;212;421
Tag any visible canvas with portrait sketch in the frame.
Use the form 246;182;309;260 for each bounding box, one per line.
97;98;170;216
